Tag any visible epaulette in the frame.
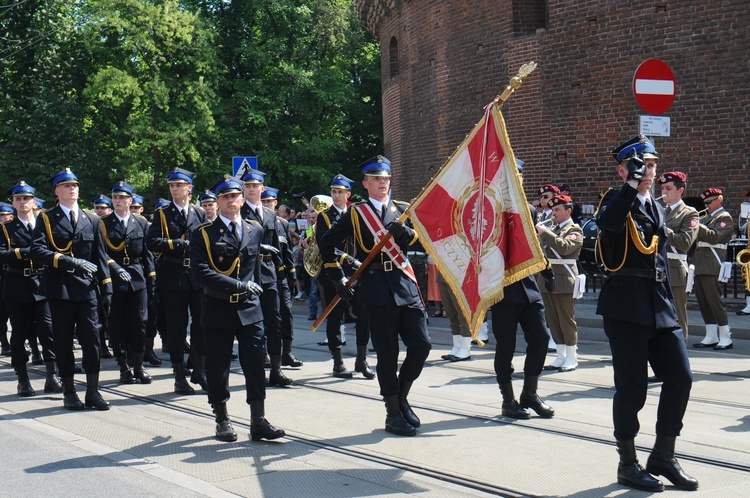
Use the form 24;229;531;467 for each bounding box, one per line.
196;220;213;230
595;188;614;216
155;204;169;212
351;200;367;206
393;200;411;207
193;204;206;214
83;209;97;216
0;219;10;226
246;219;262;228
133;213;149;221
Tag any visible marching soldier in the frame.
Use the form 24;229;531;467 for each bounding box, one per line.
145;167;207;394
318;156;431;437
129;194;145;216
31;168;113;411
191;176;285;442
0;182;62;396
0;203;13;357
658;172;699;343
240;169;291;386
93;194;115;359
316;174;374;379
92;195;113;217
101;181;156;384
692;187;734;350
596;136;697;491
261;187;303;369
537;194;584;372
199;190;218;222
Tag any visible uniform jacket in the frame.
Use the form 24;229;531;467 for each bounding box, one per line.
664;201;699;286
693;207;733;276
241;202;280;285
145;201;206;291
101;212;156;293
190;218;264;328
0;218;44;302
31;205;112;301
316;205;358;280
595;184;678;329
538;220;583;294
318;198;421;307
274;216;295;281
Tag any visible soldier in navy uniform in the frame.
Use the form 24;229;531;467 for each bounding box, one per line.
0;203;14;358
316;174;374;379
93;194;115;359
0;182;62;396
318;156;431;437
240;169;291;386
261;187;303;369
199;190;218;222
596;136;697;492
191;176;285;442
31;168;112;411
146;168;207;395
102;181;156;385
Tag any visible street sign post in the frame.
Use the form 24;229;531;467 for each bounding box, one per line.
633;59;676;115
639;115;671;137
232;156;258;179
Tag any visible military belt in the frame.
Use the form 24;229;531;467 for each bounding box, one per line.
162;255;191;267
3;265;44;277
259;254;273;262
369;261;394;272
667;253;688;261
697;242;727;250
115;257;141;266
204;287;248;304
610;267;667;282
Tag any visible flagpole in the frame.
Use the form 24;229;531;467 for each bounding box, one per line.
493;62;537;106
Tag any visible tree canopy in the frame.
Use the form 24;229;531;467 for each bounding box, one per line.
0;0;381;208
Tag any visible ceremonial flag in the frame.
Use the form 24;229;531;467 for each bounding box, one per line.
410;102;547;335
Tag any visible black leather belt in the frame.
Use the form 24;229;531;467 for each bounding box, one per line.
610;267;667;282
204;287;248;303
115;257;141;266
162;255;191;267
369;260;394;272
260;254;273;262
4;266;43;277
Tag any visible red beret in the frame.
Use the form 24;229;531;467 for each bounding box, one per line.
537;184;560;197
548;195;573;208
658;171;687;185
700;188;723;200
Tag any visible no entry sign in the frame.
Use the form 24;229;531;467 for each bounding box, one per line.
633;59;676;115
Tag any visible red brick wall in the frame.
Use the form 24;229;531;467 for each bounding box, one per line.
359;0;750;217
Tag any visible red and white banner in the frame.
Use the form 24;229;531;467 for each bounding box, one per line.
410;103;546;335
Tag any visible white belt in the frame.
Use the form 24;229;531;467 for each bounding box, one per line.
407;251;426;257
667;253;688;261
548;258;577;265
697;242;727;249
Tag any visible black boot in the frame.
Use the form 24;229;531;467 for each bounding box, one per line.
249;400;285;441
519;375;555;418
398;378;420;428
133;353;153;384
44;361;64;393
646;436;699;490
213;403;238;442
281;340;303;367
268;355;293;386
116;355;136;384
384;394;416;436
190;354;208;391
499;382;530;419
16;365;35;397
332;350;352;378
61;376;84;410
354;346;376;379
31;349;44;365
84;373;110;410
617;439;664;492
144;337;162;366
173;362;196;395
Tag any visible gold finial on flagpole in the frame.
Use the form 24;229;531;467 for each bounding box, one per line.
494;62;537;106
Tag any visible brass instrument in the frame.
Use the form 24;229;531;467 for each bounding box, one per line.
735;237;750;292
303;194;333;278
537;218;555;228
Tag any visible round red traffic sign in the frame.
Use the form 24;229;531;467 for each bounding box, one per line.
632;59;676;115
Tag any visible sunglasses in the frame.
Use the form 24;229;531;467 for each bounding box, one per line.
704;199;717;206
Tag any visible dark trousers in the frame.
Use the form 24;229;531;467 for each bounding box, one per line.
205;322;266;404
145;288;158;339
322;282;370;350
277;276;294;347
0;302;9;348
160;289;204;363
490;301;548;385
603;317;693;441
367;301;431;397
8;300;54;369
260;282;281;355
49;298;101;377
109;288;148;355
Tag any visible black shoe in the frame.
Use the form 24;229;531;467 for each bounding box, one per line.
648;375;663;383
31;351;44;365
251;418;285;441
119;369;137;384
692;342;718;348
307;314;317;321
354;358;376;379
231;350;238;360
502;399;530;419
281;352;303;367
332;363;353;378
84;391;110;411
268;369;293;387
646;442;699;491
133;368;152;384
618;461;664;492
448;354;471;362
17;378;35;397
714;342;733;350
736;310;750;315
144;349;163;366
547;347;557;353
215;420;238;442
317;340;329;346
100;346;113;359
63;392;85;411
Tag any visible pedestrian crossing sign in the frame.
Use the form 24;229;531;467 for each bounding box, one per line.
232;156;258;179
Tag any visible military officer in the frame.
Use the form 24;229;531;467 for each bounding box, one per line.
191;176;285;442
261;187;303;369
537;184;560;223
129;195;145;216
92;194;115;359
31;168;113;411
0;182;62;396
145;167;207;394
240;169;291;386
93;195;113;217
693;187;734;350
658;172;699;343
596;136;697;492
199;190;218;222
102;181;156;384
318;156;431;437
0;203;13;357
316;173;374;379
537;194;584;372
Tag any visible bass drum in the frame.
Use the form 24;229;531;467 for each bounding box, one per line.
578;217;603;276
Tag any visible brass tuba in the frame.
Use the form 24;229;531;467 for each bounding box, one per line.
302;194;333;278
736;241;750;292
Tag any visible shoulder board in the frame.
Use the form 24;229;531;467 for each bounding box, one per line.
193;205;206;213
155;205;169;213
393;200;411;207
134;213;149;221
247;219;262;228
684;205;699;213
595;188;614;215
196;220;213;230
352;200;367;206
43;207;55;214
83;209;97;216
